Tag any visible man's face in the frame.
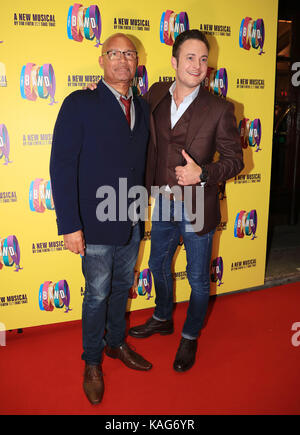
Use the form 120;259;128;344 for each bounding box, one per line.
171;39;208;91
99;35;137;86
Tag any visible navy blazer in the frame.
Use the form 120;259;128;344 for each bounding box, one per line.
50;80;150;245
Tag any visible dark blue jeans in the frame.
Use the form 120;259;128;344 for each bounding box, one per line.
149;195;215;339
81;224;141;365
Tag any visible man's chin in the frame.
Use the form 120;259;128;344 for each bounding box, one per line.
115;74;133;82
185;79;203;89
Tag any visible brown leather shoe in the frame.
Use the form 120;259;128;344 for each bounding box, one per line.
105;342;152;371
83;364;104;405
128;317;174;338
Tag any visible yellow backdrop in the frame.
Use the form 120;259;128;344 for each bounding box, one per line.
0;0;278;330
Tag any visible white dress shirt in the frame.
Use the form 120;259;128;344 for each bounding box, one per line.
169;81;200;129
165;81;200;193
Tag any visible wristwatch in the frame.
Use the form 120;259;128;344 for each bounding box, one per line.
199;165;208;183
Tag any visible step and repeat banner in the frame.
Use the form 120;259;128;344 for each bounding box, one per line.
0;0;278;330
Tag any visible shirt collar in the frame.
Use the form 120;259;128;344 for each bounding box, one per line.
169;80;200;103
102;78;133;100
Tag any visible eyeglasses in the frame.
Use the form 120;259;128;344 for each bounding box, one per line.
102;50;138;61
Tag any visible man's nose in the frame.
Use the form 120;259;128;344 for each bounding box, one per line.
119;52;129;61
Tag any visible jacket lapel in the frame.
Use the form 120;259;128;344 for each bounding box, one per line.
147;83;172;151
184;87;210;152
149;82;172;114
132;96;142;133
96;80;131;130
148;83;211;152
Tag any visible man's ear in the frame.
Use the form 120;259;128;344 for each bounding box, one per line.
171;56;178;71
98;55;104;69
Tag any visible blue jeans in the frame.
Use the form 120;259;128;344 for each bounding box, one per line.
149;195;215;339
81;224;141;365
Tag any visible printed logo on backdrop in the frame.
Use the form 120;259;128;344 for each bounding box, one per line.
67;4;102;46
160;10;189;45
29;179;54;212
67;74;102;88
0;191;17;204
32;240;66;255
172;271;188;281
20;63;57;105
113;17;150;32
202;67;228;98
239;18;265;55
236;77;265;90
0;235;22;271
129;269;153;300
199;23;231;37
14;12;56;27
0;294;28;308
231;258;256;271
159;76;175;83
234;210;257;240
0;124;12;164
239;118;262;152
234;173;262;185
0;63;7;87
211;257;224;286
39;280;71;313
132;66;148;96
23;133;53;146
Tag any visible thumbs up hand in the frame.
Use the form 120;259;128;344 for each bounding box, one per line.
175;150;202;185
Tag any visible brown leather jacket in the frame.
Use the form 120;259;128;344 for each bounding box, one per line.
143;81;244;235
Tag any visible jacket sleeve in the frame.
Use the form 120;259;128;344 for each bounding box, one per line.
50;93;83;235
142;86;158;194
206;101;244;185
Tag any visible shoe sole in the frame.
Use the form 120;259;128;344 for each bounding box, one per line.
128;329;174;338
173;361;195;372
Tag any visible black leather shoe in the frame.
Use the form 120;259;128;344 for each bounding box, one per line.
173;337;197;372
105;342;152;371
128;317;174;338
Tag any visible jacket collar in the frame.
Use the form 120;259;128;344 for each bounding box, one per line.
150;81;210;112
96;79;142;132
97;78;137;103
149;81;211;147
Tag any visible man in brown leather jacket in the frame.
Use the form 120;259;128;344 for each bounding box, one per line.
128;29;244;372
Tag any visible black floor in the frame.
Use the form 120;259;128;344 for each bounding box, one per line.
264;194;300;287
265;218;300;283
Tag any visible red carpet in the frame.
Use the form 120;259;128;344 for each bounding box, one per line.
1;282;300;415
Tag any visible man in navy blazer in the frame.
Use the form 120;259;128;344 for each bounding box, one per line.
50;33;152;405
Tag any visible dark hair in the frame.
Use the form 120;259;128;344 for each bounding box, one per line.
172;29;210;59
